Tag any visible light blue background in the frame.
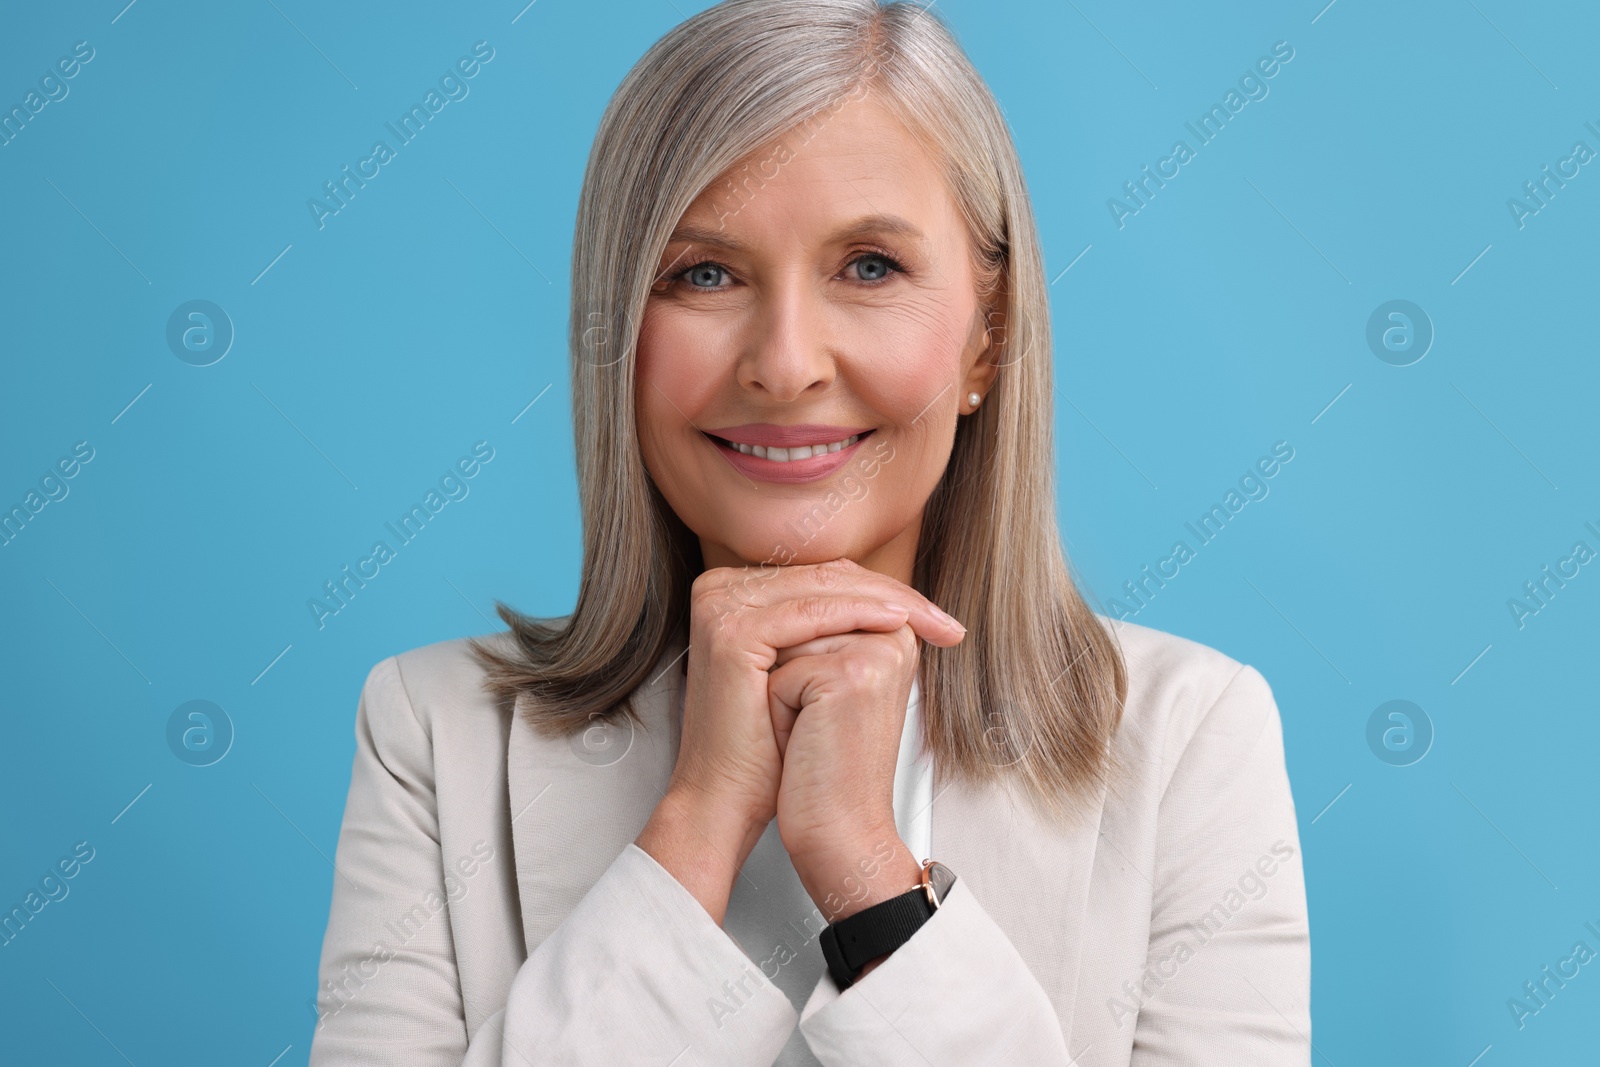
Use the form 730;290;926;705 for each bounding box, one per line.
3;0;1596;1063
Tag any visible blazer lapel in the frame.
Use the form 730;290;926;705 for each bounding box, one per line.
931;760;1107;1044
507;633;687;951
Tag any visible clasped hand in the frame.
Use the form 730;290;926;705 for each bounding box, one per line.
637;558;966;927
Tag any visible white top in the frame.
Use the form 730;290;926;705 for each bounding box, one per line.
719;677;930;1065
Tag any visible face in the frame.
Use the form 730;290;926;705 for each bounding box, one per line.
635;94;1000;586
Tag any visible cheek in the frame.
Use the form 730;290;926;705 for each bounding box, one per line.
840;300;971;432
839;303;974;513
634;323;675;466
637;310;729;399
634;314;722;475
848;299;968;386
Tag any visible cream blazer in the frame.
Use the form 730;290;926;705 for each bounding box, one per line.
307;617;1311;1065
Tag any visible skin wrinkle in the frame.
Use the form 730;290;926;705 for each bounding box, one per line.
833;146;1003;378
635;97;997;587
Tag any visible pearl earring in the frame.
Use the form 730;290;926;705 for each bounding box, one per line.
967;392;982;410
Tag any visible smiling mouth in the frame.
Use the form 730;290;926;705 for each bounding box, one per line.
704;429;873;463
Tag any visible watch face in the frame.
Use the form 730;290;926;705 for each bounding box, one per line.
925;861;956;908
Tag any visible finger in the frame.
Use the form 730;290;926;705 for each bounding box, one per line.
771;632;856;668
766;648;847;758
804;559;966;647
738;596;911;662
707;559;966;647
767;645;909;731
769;690;797;760
767;653;831;730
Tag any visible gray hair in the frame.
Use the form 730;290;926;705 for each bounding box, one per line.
470;0;1127;822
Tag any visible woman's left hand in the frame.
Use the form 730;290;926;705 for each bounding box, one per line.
768;622;939;921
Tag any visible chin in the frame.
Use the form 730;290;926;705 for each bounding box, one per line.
714;521;867;570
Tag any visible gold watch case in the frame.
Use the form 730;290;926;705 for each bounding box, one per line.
920;859;956;910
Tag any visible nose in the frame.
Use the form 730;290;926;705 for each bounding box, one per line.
735;274;836;402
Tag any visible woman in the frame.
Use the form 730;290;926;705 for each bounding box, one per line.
309;1;1310;1063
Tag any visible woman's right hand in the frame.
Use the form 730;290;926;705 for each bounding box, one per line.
634;558;965;924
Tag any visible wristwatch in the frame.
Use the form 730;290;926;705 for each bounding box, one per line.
819;859;957;990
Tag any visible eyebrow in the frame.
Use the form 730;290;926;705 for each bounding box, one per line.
664;213;928;253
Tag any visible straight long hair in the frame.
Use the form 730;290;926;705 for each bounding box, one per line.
470;0;1127;823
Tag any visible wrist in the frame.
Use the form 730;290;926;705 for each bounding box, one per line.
636;788;770;926
662;783;770;849
791;830;921;923
821;856;954;987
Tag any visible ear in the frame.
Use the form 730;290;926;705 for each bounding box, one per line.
961;279;1007;406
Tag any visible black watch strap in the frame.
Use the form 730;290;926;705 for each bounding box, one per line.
819;887;934;990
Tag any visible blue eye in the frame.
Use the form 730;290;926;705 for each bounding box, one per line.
668;251;905;291
852;253;899;282
684;263;726;288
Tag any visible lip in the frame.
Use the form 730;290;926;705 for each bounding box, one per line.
704;428;874;485
703;423;873;448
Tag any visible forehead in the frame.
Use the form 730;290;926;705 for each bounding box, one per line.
674;94;960;251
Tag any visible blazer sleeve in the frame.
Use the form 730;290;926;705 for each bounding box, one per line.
794;874;1075;1065
1130;664;1312;1064
788;663;1312;1067
308;656;799;1067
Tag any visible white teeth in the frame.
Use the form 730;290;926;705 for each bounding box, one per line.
731;433;862;462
